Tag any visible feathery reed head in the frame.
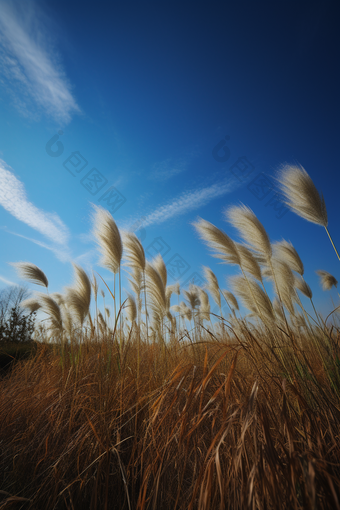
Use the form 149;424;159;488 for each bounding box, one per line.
92;204;123;274
152;254;167;289
65;264;92;325
20;298;41;313
202;266;221;307
221;289;239;311
294;275;313;299
192;217;240;265
122;231;145;272
230;275;275;323
225;204;272;259
197;288;210;322
36;293;62;330
235;243;263;282
145;262;166;324
183;285;200;311
272;239;304;275
277;164;328;227
125;294;137;323
91;272;98;301
316;270;338;290
11;262;49;288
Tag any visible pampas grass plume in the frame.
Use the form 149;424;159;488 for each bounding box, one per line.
225;204;272;260
316;270;338;291
193;218;240;265
277;164;328;227
272;240;304;275
11;262;48;288
92;205;123;274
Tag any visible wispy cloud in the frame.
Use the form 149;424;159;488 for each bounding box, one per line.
132;177;240;228
149;157;188;182
0;158;70;245
0;0;80;123
0;275;18;287
2;228;71;263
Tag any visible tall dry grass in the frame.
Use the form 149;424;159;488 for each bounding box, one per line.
1;164;340;509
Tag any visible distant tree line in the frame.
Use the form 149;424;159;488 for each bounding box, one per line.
0;286;36;343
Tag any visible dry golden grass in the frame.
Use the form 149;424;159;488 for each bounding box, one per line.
2;174;340;509
1;325;340;510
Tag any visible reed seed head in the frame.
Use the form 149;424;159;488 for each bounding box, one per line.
92;204;123;274
225;204;272;259
11;262;49;288
193;217;240;265
316;270;338;290
277;164;328;227
272;239;304;275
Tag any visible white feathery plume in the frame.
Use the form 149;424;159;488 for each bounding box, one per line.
272;239;304;275
230;275;275;324
92;205;123;274
294;275;313;299
65;264;92;325
235;243;263;282
122;231;146;272
225;204;272;260
316;270;338;291
277;164;328;227
10;262;49;288
277;164;340;261
221;289;239;311
197;288;211;322
152;254;167;289
20;298;41;313
193;217;240;265
125;294;137;323
202;266;221;308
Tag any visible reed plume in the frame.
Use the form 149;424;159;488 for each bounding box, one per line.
277;164;340;261
65;264;92;326
92;205;123;274
263;259;295;315
122;230;148;337
180;301;192;321
230;275;275;323
197;288;211;322
11;262;49;288
235;243;263;281
277;164;328;227
20;298;41;313
193;218;240;265
316;270;338;291
183;285;200;312
272;239;304;275
122;231;145;272
294;275;313;299
145;262;166;329
221;289;239;311
202;266;221;308
225;204;272;260
152;254;167;289
36;294;62;332
166;284;180;317
125;294;137;323
91;272;98;301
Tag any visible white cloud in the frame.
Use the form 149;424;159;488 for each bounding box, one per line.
150;158;187;182
0;158;70;245
136;177;240;228
3;229;71;263
0;0;80;123
0;275;18;286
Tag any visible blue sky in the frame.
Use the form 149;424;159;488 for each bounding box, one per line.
0;0;339;323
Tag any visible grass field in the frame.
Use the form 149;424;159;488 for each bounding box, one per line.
1;165;339;509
